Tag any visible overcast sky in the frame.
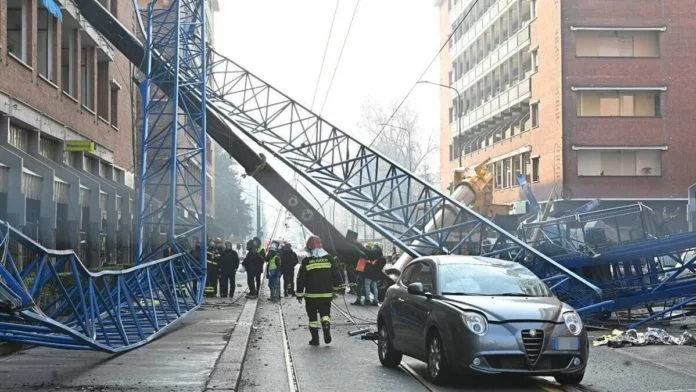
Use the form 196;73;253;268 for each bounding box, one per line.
212;0;441;240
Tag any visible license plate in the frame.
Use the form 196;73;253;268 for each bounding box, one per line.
553;337;580;350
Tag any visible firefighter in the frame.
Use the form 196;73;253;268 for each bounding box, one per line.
280;242;299;296
205;238;222;297
296;235;344;346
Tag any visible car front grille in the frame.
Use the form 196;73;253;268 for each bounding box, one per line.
521;329;544;363
485;355;572;371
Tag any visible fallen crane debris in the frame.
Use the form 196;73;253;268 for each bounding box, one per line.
593;328;696;348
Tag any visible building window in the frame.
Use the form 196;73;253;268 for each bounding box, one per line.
7;0;28;62
97;60;110;119
531;102;539;127
576;30;660;58
531;0;537;19
531;48;538;72
110;0;119;17
81;43;96;110
38;6;57;81
576;90;661;117
8;124;29;151
494;161;502;189
531;156;540;182
577;150;661;176
62;26;77;96
110;83;120;128
40;136;59;161
448;144;453;161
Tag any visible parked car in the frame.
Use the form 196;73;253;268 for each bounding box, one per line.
376;255;588;385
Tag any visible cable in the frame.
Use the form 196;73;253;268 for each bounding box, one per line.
318;0;362;115
310;0;341;111
366;0;480;150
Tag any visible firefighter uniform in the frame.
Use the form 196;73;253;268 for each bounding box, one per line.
205;245;220;297
296;245;344;346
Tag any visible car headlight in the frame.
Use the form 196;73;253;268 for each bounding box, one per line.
461;312;488;336
562;311;583;336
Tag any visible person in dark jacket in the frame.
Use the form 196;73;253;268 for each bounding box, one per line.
242;240;264;298
280;242;299;297
363;245;387;306
219;241;240;298
296;235;344;346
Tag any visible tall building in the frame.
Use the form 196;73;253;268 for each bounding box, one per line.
437;0;696;226
0;0;136;266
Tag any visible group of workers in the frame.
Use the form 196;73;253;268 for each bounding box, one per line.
196;233;391;347
199;236;300;301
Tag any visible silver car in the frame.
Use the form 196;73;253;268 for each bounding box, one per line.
377;256;589;385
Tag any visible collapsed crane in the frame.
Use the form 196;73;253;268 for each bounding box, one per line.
1;0;605;352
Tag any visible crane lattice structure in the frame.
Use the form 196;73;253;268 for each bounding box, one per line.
0;0;208;352
2;0;612;353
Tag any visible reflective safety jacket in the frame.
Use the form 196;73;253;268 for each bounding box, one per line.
296;249;344;301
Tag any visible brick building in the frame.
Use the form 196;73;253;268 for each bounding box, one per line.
0;0;136;266
437;0;696;226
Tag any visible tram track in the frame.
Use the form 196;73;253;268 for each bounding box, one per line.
330;300;439;392
278;302;302;392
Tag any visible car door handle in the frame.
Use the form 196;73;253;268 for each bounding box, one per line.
397;297;405;302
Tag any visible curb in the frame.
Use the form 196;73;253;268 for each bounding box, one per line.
0;342;23;357
205;293;260;391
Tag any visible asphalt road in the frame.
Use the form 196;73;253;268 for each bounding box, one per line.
241;291;696;392
1;283;695;392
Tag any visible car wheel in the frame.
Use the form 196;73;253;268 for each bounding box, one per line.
377;320;402;368
427;331;450;384
554;372;585;385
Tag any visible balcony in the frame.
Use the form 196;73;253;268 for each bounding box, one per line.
454;24;530;92
458;77;531;135
450;0;520;57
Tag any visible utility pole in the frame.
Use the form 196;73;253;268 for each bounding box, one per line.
256;185;261;238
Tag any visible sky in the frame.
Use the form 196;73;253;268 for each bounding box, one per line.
212;0;442;242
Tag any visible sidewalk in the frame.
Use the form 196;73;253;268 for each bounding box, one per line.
0;272;258;392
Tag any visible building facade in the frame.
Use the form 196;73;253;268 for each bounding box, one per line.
437;0;696;224
0;0;136;266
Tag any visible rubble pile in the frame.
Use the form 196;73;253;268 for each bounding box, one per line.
593;328;696;348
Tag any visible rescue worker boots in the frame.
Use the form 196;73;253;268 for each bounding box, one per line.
322;321;332;344
309;328;320;346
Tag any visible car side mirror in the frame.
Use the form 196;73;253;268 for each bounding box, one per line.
407;282;425;295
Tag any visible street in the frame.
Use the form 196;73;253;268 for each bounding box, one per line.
1;278;695;392
241;289;696;392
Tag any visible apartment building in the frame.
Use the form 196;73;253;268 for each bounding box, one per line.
437;0;696;227
0;0;136;266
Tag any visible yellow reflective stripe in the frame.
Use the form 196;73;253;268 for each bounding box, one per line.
296;293;305;298
305;262;332;271
305;293;334;299
321;316;331;323
309;321;320;328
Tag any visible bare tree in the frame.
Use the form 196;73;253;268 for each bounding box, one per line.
359;100;438;184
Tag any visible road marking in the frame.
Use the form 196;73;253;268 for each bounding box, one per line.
538;384;564;392
652;390;696;392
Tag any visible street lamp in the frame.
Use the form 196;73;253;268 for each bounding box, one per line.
416;80;463;168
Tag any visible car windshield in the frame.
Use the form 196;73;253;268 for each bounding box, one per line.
439;262;553;297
